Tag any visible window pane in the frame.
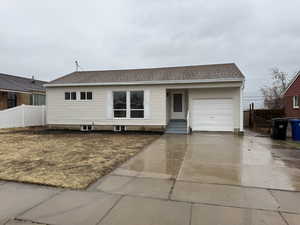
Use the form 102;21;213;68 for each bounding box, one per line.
113;91;126;109
7;92;17;108
173;94;182;112
65;92;70;100
71;92;77;100
80;92;86;100
87;92;92;100
131;110;144;118
130;91;144;109
37;94;45;105
114;110;126;118
295;96;299;107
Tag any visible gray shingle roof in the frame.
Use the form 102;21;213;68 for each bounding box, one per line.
49;63;244;85
0;73;47;93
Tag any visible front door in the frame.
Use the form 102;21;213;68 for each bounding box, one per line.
171;91;185;119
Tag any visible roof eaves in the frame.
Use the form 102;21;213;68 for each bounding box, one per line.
282;71;300;96
44;77;244;87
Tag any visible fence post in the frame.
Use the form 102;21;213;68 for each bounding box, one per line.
42;106;45;125
22;105;25;127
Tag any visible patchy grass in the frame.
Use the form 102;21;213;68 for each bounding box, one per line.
0;129;159;189
284;140;300;149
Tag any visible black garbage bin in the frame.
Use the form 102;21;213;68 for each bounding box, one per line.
271;118;288;140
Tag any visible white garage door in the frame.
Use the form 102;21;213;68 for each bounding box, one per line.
192;99;234;131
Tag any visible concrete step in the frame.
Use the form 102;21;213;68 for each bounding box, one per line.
167;124;187;128
165;130;189;134
166;120;188;134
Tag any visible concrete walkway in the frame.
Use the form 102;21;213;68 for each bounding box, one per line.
1;133;300;225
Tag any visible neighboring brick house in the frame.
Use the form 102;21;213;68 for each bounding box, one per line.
0;73;47;110
283;72;300;118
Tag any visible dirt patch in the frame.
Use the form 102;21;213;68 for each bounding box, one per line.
0;129;160;189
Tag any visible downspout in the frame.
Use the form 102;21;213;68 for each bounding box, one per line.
240;80;245;133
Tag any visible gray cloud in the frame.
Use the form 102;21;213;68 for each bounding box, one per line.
0;0;299;107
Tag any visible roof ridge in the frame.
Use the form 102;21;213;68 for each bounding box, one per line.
73;63;236;74
0;73;47;83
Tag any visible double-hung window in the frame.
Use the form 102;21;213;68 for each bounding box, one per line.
130;91;144;118
293;96;299;109
112;90;145;118
65;92;76;100
80;92;93;100
113;91;127;118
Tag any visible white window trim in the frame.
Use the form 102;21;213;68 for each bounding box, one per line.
112;90;145;119
293;96;299;109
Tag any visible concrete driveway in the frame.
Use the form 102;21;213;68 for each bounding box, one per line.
1;132;300;225
115;132;300;191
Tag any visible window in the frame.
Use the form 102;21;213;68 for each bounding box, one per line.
87;92;92;100
65;92;70;100
112;90;145;119
114;125;126;132
7;92;17;108
30;94;46;105
80;92;86;100
65;92;77;100
71;92;76;100
113;91;127;118
173;94;182;112
293;96;299;109
130;91;144;118
80;91;93;100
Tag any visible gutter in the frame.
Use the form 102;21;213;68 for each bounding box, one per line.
0;89;31;94
44;78;244;87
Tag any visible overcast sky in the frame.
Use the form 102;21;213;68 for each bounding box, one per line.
1;0;299;108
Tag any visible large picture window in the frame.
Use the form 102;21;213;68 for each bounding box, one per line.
112;90;145;119
113;91;127;118
130;91;144;118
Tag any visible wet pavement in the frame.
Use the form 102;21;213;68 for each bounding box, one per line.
117;132;300;191
2;132;300;225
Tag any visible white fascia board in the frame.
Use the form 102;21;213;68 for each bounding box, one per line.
44;78;244;87
282;71;300;96
0;89;31;94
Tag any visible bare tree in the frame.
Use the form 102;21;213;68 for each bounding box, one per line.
260;68;289;109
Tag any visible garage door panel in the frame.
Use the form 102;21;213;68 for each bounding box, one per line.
192;99;234;131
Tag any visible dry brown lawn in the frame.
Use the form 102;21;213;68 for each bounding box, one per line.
0;129;159;189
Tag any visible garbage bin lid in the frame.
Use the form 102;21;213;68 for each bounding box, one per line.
289;119;300;122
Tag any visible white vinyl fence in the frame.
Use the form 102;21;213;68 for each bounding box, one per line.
0;105;46;129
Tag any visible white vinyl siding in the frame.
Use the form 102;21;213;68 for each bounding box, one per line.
47;86;165;126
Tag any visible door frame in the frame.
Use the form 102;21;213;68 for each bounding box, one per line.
171;91;186;120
